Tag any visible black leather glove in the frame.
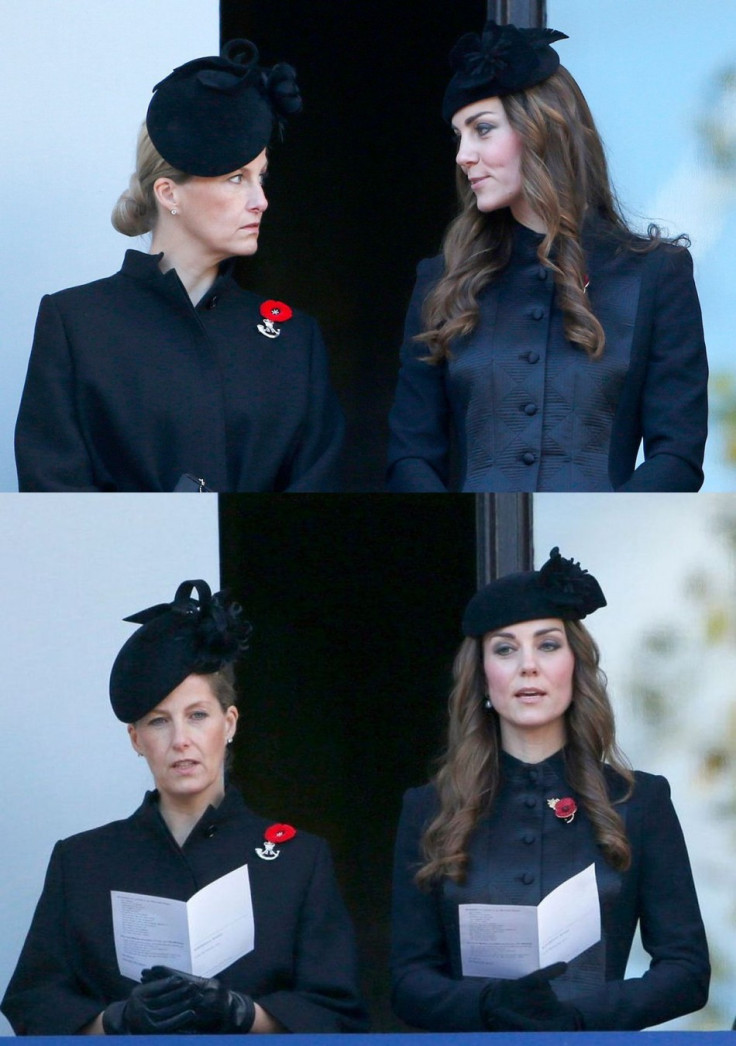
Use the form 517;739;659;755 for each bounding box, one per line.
480;961;583;1031
143;966;256;1033
101;972;198;1034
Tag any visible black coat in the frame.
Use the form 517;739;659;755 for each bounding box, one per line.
1;787;369;1034
15;251;345;491
391;751;710;1030
387;222;708;492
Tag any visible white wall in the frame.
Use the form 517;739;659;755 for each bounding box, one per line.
0;0;219;491
0;494;220;1033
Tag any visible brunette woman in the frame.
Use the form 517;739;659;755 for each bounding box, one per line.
2;581;367;1033
391;549;709;1030
387;21;708;492
16;41;343;491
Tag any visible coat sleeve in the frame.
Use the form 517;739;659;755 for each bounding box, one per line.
390;788;488;1030
15;295;101;491
255;837;369;1032
386;259;451;492
1;842;106;1034
574;774;710;1029
282;319;345;492
615;247;708;492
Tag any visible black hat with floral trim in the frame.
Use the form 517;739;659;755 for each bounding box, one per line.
146;38;302;176
442;19;568;122
109;580;252;722
462;547;606;637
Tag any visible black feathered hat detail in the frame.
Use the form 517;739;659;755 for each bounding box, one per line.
443;20;568;122
462;547;605;637
109;580;252;722
146;38;302;176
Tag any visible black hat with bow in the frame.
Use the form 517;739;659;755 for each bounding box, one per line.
443;20;568;122
462;547;606;637
146;38;302;176
109;580;252;722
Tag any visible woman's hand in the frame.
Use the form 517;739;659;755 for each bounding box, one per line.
101;971;198;1033
143;965;257;1032
480;961;582;1031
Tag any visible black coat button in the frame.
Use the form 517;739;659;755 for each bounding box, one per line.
521;872;535;885
522;452;536;466
206;296;219;309
523;403;538;416
524;796;536;808
522;833;535;845
537;267;548;281
202;823;217;838
522;351;540;364
528;768;539;782
531;306;545;320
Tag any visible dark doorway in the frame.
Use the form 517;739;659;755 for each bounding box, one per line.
220;1;486;490
219;493;477;1027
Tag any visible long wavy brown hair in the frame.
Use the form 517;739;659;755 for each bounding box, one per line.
416;619;634;887
418;66;659;363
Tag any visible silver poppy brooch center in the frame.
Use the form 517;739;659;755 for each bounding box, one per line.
257;299;293;339
255;823;297;860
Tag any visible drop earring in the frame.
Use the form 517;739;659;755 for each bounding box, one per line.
483;695;493;710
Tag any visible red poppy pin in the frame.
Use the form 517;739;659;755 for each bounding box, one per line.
547;797;577;823
255;823;297;861
257;300;293;340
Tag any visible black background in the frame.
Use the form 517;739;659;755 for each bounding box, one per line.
220;494;477;1027
221;0;486;491
218;0;487;1026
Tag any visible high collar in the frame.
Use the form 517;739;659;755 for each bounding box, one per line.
500;746;568;786
136;781;246;839
510;216;546;261
119;249;237;306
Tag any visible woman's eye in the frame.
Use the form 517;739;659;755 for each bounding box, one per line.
228;174;243;184
539;641;562;652
190;710;209;721
147;716;167;727
475;123;494;137
492;644;514;656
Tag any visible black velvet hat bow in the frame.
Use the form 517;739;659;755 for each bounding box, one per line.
442;19;568;122
109;580;252;722
146;38;302;176
462;547;606;637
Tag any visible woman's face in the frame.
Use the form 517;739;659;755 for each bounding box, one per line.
482;618;574;755
128;674;237;809
452;97;543;232
163;148;269;264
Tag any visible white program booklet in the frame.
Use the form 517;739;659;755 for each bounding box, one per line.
111;863;255;981
459;862;600;978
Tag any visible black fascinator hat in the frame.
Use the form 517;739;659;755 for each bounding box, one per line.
146;38;302;176
109;580;252;722
462;547;606;637
442;20;568;122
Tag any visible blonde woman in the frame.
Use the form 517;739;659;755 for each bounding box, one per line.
16;41;343;492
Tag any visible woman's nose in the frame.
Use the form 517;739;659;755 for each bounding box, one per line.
248;185;268;213
171;721;191;747
520;647;539;674
455;138;477;169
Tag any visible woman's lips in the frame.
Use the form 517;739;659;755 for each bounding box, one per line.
171;759;199;772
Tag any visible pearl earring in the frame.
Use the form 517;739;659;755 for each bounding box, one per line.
483;695;493;710
170;208;178;215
